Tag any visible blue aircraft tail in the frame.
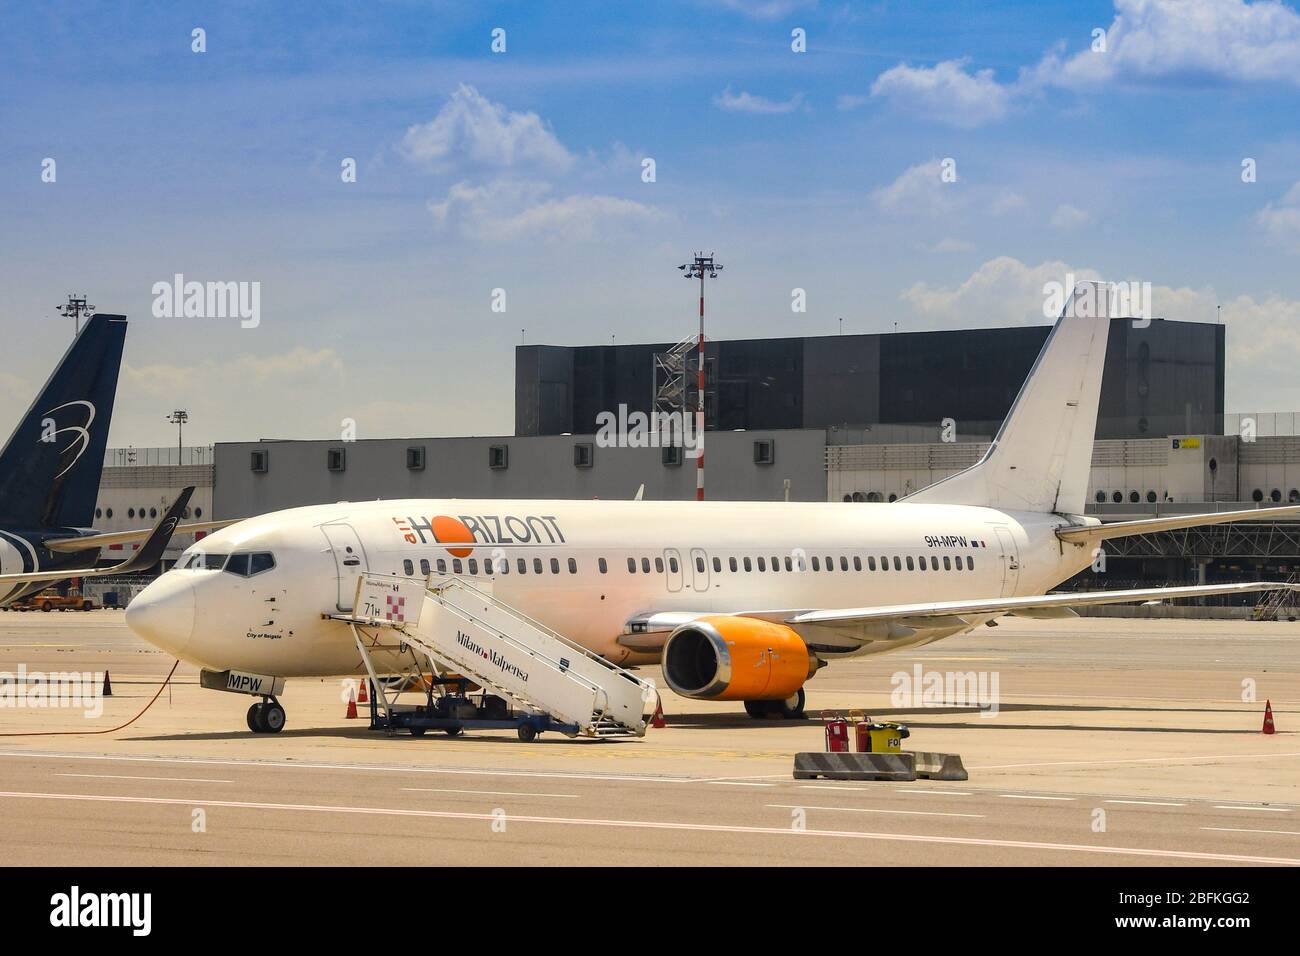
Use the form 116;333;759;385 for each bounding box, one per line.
0;314;127;529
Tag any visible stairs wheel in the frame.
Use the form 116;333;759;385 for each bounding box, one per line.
517;723;538;743
409;726;427;737
443;726;463;737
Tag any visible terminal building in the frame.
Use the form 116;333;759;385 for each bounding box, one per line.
90;318;1300;599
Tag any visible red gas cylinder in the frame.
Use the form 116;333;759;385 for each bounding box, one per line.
854;719;873;753
824;716;850;753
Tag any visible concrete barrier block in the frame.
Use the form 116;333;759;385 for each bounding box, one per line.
911;751;969;781
793;751;916;781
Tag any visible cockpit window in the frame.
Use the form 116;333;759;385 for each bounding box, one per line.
222;551;275;577
200;553;227;570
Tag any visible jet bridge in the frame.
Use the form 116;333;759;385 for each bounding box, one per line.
337;572;656;741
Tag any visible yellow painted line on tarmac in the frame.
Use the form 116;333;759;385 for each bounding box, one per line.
0;789;1296;866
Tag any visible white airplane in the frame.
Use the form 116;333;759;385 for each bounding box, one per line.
126;282;1300;732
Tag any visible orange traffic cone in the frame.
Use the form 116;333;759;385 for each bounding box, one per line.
102;671;112;697
1262;700;1276;735
358;680;368;704
345;688;358;719
651;696;666;729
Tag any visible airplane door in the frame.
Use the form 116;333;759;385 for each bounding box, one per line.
993;526;1020;597
664;548;684;593
321;523;368;611
689;548;710;592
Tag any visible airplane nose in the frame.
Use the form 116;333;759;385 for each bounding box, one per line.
125;574;196;656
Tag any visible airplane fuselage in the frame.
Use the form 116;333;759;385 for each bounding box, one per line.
127;498;1098;679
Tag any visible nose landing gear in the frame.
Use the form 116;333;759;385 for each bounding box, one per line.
246;697;286;734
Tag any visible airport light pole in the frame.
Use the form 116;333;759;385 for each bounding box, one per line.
166;410;189;462
678;253;722;501
57;294;95;337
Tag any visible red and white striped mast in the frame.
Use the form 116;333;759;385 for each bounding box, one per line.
678;253;722;501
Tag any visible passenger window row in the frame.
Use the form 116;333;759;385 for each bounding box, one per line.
398;552;977;578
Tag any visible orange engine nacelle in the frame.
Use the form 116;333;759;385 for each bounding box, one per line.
661;615;818;701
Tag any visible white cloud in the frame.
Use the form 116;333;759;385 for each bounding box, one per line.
871;159;960;217
1050;203;1093;230
715;0;817;20
401;84;574;173
429;179;661;241
1257;181;1300;252
989;189;1028;215
713;87;805;114
926;237;976;253
1029;0;1300;90
896;256;1300;408
870;58;1013;128
836;93;869;111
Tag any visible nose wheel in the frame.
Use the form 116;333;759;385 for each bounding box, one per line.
246;698;286;734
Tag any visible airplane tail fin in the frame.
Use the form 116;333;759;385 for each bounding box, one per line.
903;282;1112;515
0;314;127;529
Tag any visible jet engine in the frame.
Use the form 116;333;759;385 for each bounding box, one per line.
661;615;819;701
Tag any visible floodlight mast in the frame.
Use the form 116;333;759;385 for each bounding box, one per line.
677;254;722;501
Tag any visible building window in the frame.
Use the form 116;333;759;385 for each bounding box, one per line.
250;449;269;473
406;446;426;471
662;445;683;467
753;439;775;465
573;442;594;468
488;445;509;470
327;447;346;472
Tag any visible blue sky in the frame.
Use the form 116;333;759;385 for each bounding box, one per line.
2;0;1299;446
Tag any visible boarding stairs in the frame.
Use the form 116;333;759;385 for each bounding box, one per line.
338;573;656;738
1252;572;1300;621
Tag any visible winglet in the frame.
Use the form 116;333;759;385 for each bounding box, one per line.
115;487;193;573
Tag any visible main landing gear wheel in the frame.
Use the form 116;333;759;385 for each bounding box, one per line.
743;688;807;720
246;703;264;732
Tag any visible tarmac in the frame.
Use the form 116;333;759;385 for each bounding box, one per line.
0;610;1296;866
